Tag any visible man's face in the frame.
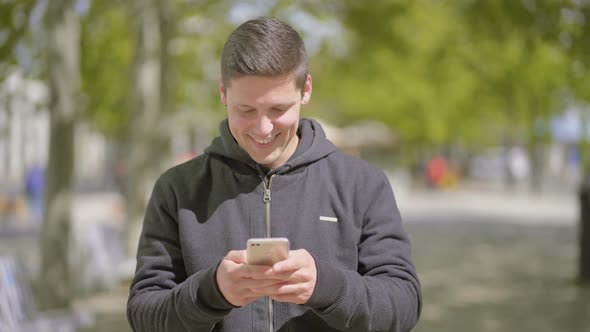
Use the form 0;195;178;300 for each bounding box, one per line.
220;74;312;169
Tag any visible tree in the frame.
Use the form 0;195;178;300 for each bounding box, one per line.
125;0;176;254
314;1;487;168
38;0;81;309
0;0;37;75
312;0;581;190
80;0;134;139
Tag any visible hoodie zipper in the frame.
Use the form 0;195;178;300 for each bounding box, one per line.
260;174;276;332
262;175;274;237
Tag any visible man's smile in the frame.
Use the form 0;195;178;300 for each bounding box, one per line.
251;134;278;145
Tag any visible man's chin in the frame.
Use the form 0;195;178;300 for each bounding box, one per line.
252;155;278;169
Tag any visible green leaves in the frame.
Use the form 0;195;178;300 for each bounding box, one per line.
0;0;37;74
80;1;134;137
311;0;590;152
4;0;589;154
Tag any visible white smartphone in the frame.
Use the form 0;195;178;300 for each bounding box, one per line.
246;237;290;266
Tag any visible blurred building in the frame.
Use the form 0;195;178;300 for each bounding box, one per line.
0;69;110;191
0;69;48;185
318;119;397;157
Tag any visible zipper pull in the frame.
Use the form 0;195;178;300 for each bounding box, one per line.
263;188;271;203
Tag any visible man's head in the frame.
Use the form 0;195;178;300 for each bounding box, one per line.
220;17;312;169
220;17;308;92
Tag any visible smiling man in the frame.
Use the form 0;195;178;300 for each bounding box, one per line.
222;73;310;170
127;17;422;332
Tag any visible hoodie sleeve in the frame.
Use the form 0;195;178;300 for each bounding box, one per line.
127;176;234;332
306;169;422;332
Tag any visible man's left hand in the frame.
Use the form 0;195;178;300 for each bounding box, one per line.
249;249;317;304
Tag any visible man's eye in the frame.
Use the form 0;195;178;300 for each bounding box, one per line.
272;108;286;112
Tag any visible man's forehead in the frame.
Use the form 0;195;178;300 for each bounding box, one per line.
227;74;297;87
226;75;300;99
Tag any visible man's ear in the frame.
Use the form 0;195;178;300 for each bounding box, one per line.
301;74;312;105
219;77;227;105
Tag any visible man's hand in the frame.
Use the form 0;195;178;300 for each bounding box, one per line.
250;249;318;304
216;249;318;306
216;250;282;306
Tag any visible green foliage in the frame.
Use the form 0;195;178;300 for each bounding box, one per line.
0;0;40;75
315;1;487;147
79;0;232;138
81;0;134;138
312;0;589;156
4;0;590;154
172;3;234;113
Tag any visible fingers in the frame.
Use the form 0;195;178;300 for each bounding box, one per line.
216;250;287;307
218;248;318;306
265;282;315;305
217;250;263;306
272;249;311;272
251;281;308;295
222;251;276;278
225;250;247;264
237;277;285;289
272;259;298;273
261;249;317;304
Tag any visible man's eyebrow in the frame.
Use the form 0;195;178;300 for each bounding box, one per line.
237;102;297;109
271;101;297;108
237;104;255;108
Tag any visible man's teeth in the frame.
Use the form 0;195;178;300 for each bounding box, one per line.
253;137;273;144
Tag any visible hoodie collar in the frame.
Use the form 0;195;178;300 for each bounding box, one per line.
205;118;337;175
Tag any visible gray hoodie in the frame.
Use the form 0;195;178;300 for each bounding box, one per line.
127;118;422;332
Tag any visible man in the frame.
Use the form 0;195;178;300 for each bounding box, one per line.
127;17;422;332
25;164;45;224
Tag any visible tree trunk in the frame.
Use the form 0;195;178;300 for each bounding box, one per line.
527;126;543;194
579;178;590;283
1;97;11;178
579;110;590;283
126;0;174;255
37;0;80;309
501;134;516;192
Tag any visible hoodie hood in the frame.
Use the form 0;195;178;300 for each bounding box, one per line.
205;118;337;174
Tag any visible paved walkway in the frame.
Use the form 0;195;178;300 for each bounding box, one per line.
2;188;586;331
396;187;578;225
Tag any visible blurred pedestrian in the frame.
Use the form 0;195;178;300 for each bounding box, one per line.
24;164;45;224
427;155;449;188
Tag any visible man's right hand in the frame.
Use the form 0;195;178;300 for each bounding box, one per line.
216;250;284;306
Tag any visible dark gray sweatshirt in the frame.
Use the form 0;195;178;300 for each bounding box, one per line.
127;118;422;332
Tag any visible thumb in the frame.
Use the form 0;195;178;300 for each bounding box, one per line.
225;250;248;264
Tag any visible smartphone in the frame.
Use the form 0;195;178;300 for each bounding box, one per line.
246;237;290;266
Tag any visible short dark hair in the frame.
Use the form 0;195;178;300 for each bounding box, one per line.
221;17;308;91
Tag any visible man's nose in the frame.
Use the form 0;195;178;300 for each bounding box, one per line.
254;114;273;136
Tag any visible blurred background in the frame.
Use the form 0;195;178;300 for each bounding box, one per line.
1;0;590;331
